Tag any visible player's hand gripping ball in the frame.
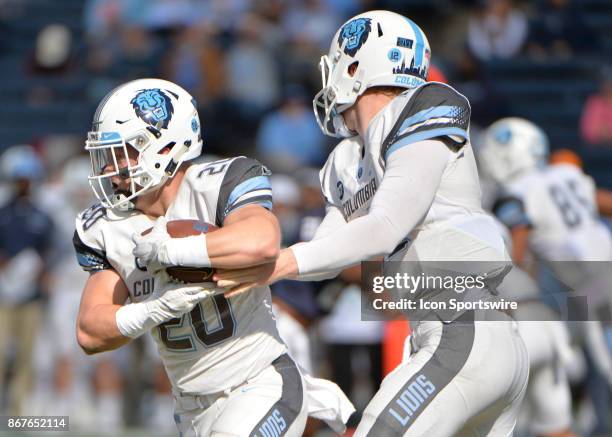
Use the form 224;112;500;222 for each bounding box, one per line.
135;218;218;282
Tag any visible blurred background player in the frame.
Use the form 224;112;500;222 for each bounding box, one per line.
0;144;53;416
491;216;577;437
479;117;612;436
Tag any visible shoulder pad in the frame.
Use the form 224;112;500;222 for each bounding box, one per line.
74;203;111;272
382;82;471;160
214;156;273;226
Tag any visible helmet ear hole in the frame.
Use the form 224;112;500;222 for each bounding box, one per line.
158;142;176;155
348;61;359;77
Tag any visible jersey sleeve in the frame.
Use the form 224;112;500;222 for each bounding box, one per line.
382;83;471;161
492;196;531;230
319;137;361;209
319;150;337;207
73;203;112;273
215;157;273;226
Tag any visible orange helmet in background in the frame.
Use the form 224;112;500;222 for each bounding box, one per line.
550;149;583;168
427;64;448;83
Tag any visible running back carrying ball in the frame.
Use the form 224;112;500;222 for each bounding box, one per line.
142;219;217;282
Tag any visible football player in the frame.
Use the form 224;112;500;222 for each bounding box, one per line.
73;79;355;436
491;216;577;437
480;118;612;266
480;117;612;435
216;10;529;436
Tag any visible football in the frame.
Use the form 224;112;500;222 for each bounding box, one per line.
142;219;218;283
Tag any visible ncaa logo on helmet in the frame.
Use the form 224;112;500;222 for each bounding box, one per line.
338;17;372;57
131;88;175;129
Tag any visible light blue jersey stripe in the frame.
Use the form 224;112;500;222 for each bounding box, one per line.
227;176;271;206
228;199;273;214
399;106;459;134
385;127;468;160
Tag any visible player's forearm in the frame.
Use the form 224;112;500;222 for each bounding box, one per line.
291;213;397;276
77;304;130;355
208;213;281;268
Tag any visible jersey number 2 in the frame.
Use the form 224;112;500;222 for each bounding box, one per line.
158;295;235;351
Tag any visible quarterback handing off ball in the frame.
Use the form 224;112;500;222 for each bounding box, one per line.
142;219;218;283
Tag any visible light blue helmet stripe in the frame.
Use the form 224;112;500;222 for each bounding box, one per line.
404;18;425;68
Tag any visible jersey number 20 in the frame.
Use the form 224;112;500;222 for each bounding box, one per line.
158;295;235;351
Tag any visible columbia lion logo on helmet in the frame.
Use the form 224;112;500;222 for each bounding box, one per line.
130;89;175;129
338;18;372;57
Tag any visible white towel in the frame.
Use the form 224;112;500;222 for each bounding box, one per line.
303;373;356;433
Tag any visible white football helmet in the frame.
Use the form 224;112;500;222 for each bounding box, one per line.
480;117;549;184
313;10;431;137
85;78;202;211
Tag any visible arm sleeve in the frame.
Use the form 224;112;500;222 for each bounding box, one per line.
215;157;273;226
291;139;450;277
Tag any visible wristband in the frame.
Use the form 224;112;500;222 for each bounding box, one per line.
164;233;211;267
115;302;156;338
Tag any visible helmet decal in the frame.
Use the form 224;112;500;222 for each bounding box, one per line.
396;37;413;48
494;127;512;145
387;48;402;63
338;17;372;57
392;57;428;79
405;18;426;70
131;89;174;129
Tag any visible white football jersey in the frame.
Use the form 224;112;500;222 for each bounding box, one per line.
498;163;612;262
73;157;286;395
320;82;507;263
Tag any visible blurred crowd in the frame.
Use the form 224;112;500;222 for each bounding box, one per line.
1;0;612;435
13;0;612;162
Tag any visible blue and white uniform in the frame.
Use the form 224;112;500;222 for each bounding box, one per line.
496;163;612;265
292;82;529;436
494;162;612;406
74;157;309;437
